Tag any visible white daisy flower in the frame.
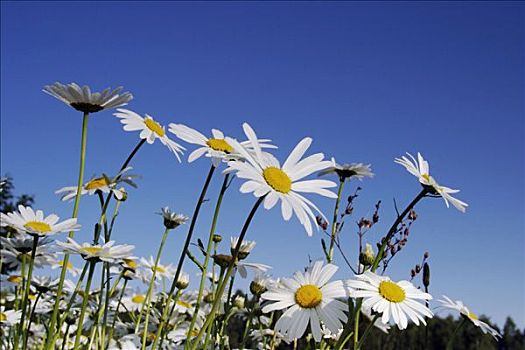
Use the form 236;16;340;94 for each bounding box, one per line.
0;235;56;269
160;207;189;229
139;257;176;281
50;259;82;277
230;236;256;259
55;167;137;202
318;157;374;181
114;108;185;161
0;306;22;326
237;261;272;279
225;123;337;236
0;205;80;237
56;238;135;263
261;261;352;342
438;295;501;339
347;271;433;330
395;152;468;212
118;293;149;312
43;82;132;113
168;124;276;167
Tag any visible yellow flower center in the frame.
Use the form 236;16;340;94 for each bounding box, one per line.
24;221;51;233
0;313;6;322
177;300;192;308
468;311;478;320
189;329;199;337
378;280;405;303
153;265;166;274
421;174;431;182
144;117;165;137
85;177;109;190
58;260;74;270
263;167;292;194
295;284;323;309
132;295;146;304
206;138;233;153
7;275;23;284
124;259;138;269
82;247;102;255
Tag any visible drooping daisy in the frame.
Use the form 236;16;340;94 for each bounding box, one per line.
225;123;337;236
114;108;185;160
55;167;137;202
395;152;468;212
168;124;276;167
438;295;501;339
160;207;189;230
0;235;57;269
261;261;352;342
318;157;374;181
57;238;135;263
230;236;256;259
43;82;133;113
347;271;433;330
0;205;80;237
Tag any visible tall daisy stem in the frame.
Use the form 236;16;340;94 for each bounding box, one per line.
14;235;39;350
45;112;89;349
150;165;216;350
356;314;379;349
189;195;265;350
446;318;467;350
138;227;171;349
186;174;230;339
73;260;97;350
327;179;345;263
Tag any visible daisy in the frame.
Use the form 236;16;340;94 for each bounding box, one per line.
57;238;135;263
160;207;189;230
230;236;256;259
43;82;132;113
0;235;56;269
0;205;80;237
225;123;337;236
395;152;468;212
50;259;82;277
438;295;501;339
347;271;433;330
168;124;276;167
261;261;352;342
139;257;176;282
0;306;22;326
55;167;137;202
114;108;185;160
318;157;374;181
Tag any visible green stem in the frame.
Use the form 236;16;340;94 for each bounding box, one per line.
106;278;128;348
140;227;171;349
45;112;89;350
150;165;216;350
189;196;265;350
73;260;97;350
23;290;43;349
356;314;379;349
353;299;361;350
186;174;230;338
14;235;39;350
446;318;467;350
55;262;89;334
327;180;345;263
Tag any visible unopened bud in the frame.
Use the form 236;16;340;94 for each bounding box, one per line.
359;243;375;266
424;252;429;259
250;280;267;296
114;187;128;202
204;293;214;303
213;254;233;269
175;272;190;290
212;234;222;243
423;263;430;288
415;264;421;273
411;269;416;278
233;295;245;309
408;210;417;221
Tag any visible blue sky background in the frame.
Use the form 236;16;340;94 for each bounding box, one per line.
1;2;524;329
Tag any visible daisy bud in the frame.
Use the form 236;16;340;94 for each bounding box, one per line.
316;216;328;230
231;237;256;260
114;187;128;202
175;271;190;290
411;269;416;278
359;243;376;266
423;262;430;288
424;251;430;259
233;295;245;309
204;293;214;303
212;234;223;243
415;264;421;273
213;254;233;268
408;210;418;221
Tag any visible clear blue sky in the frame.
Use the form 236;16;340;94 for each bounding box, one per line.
1;2;523;328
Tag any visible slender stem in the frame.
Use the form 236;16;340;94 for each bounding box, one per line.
187;174;230;338
120;139;146;172
327;180;345;263
356;314;379;349
106;278;128;348
55;262;89;333
14;235;39;350
151;165;216;350
45;112;89;349
73;260;97;350
239;298;258;350
189;196;265;350
140;227;171;349
23;290;43;349
446;318;467;350
353;299;362;350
